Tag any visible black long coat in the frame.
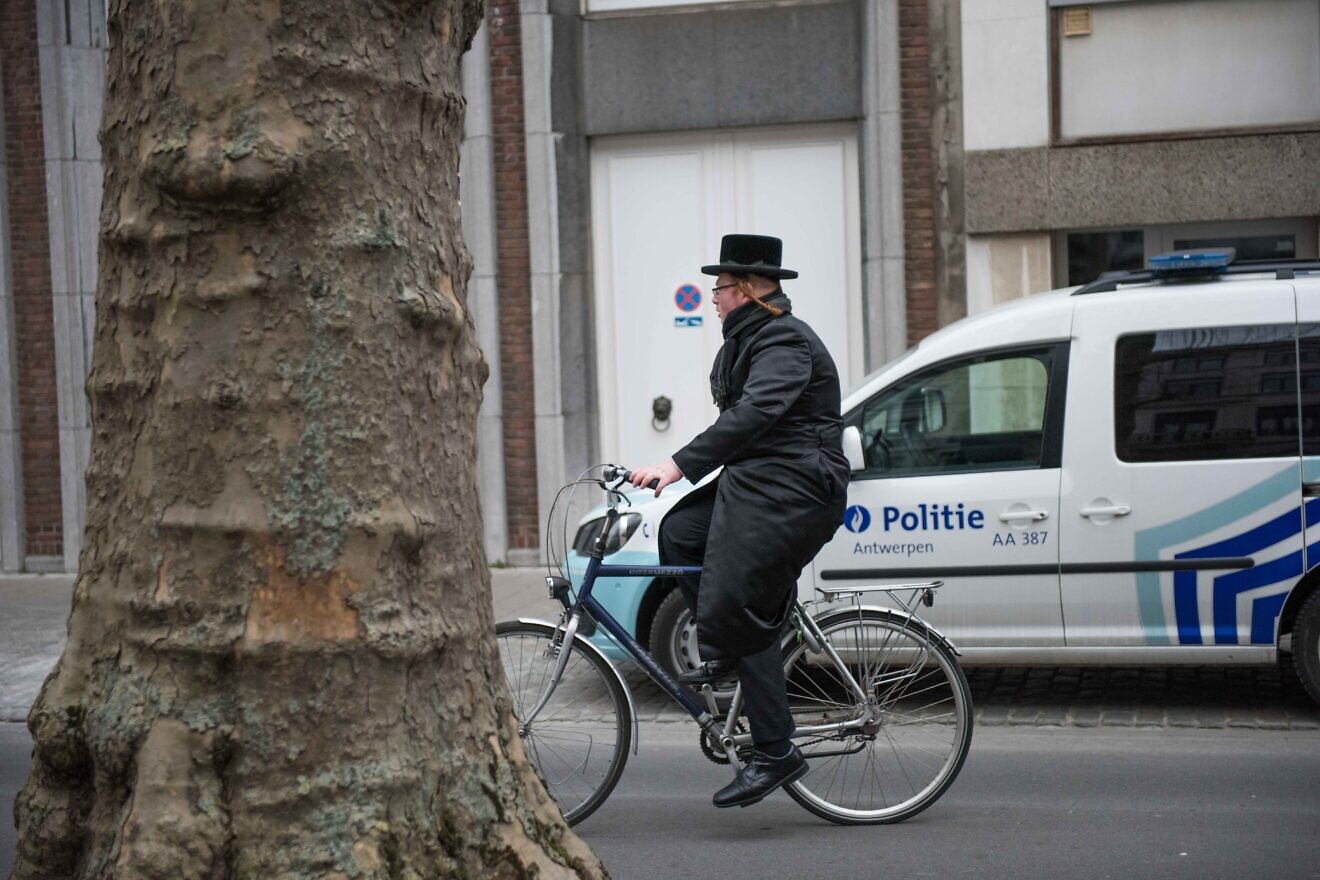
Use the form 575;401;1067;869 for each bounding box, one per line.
660;291;849;659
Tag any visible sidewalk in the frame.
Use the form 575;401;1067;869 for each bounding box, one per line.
0;569;552;723
4;571;1319;729
0;575;74;722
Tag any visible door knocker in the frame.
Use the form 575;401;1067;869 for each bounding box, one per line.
651;395;672;432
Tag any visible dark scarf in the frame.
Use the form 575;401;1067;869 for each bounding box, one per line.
709;289;793;408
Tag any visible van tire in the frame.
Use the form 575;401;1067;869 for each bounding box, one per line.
1292;590;1320;705
650;589;698;679
648;589;738;708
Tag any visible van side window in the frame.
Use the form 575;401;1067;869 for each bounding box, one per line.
1114;324;1299;463
1298;324;1320;456
859;349;1054;477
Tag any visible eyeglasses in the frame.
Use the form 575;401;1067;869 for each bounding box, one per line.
711;283;738;298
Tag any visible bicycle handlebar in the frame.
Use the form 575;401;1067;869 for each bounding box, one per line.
602;465;659;490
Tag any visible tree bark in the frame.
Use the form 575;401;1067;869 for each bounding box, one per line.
12;2;606;877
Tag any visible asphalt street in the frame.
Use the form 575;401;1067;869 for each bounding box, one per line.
4;571;1320;877
574;724;1320;880
3;722;1317;879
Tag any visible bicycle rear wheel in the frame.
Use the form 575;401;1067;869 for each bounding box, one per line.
496;620;632;825
782;607;973;825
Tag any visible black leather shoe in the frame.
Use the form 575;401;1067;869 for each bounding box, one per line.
676;658;738;685
712;745;808;808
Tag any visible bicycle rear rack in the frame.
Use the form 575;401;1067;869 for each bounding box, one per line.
816;580;944;613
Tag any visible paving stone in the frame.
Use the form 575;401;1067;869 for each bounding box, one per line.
1255;714;1289;731
1167;708;1201;728
1133;706;1166;727
1069;706;1101;727
1101;709;1136;727
1006;706;1040;725
1034;707;1067;726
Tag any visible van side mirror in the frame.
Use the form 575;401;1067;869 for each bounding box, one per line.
921;388;946;433
842;425;866;472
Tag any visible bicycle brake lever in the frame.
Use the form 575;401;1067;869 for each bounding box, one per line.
606;477;634;506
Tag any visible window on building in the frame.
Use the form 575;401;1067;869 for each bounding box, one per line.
1115;324;1301;463
1066;230;1144;287
859;349;1055;477
1174;235;1296;262
1055;219;1319;288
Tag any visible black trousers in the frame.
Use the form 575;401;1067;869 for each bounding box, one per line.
658;489;794;746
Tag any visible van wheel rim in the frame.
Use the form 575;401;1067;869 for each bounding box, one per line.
671;608;738;699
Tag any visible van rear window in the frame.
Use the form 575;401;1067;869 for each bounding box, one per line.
1114;324;1303;463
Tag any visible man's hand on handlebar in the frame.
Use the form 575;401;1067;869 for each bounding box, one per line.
628;458;684;497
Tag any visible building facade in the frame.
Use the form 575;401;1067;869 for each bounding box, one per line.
3;0;1317;571
961;0;1320;314
460;0;960;563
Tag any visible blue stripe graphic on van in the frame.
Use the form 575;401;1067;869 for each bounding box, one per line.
1170;501;1320;644
1134;466;1299;645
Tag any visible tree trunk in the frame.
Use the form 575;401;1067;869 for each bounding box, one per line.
12;2;605;877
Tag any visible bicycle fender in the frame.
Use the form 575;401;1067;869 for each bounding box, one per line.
802;605;963;658
516;617;641;755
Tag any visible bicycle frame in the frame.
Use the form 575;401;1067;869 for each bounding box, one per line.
523;486;888;764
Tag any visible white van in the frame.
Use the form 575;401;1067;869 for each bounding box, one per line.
568;251;1320;703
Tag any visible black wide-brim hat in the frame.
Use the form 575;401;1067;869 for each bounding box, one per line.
701;234;798;280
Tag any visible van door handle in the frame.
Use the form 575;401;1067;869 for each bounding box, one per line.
999;510;1048;522
1303;481;1320;498
1080;504;1132;518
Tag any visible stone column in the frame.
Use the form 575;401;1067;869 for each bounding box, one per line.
461;23;511;564
861;0;909;369
36;0;107;572
521;0;597;543
0;59;24;573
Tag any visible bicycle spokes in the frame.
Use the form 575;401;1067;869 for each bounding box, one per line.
782;608;973;824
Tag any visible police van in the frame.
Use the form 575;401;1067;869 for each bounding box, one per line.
567;250;1320;703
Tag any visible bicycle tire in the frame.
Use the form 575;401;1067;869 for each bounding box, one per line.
782;607;973;825
495;620;632;825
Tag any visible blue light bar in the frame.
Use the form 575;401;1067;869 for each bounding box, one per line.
1149;248;1236;275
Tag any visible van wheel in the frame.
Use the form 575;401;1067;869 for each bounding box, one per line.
1292;590;1320;704
648;589;738;707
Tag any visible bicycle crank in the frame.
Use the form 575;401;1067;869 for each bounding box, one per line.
699;721;751;766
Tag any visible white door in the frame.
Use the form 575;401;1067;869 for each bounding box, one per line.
1059;282;1304;647
815;344;1069;646
590;125;863;469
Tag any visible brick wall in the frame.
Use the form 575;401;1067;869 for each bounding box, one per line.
488;0;539;551
898;0;938;347
1;1;63;561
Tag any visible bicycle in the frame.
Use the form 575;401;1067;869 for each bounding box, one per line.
495;465;974;826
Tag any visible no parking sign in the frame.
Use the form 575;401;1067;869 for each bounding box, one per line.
673;284;703;328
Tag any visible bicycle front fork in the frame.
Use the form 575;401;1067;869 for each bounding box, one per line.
519;609;586;732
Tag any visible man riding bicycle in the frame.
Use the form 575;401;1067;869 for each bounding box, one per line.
629;234;849;808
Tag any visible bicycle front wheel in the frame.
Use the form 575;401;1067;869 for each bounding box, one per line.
496;620;632;825
782;607;973;825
